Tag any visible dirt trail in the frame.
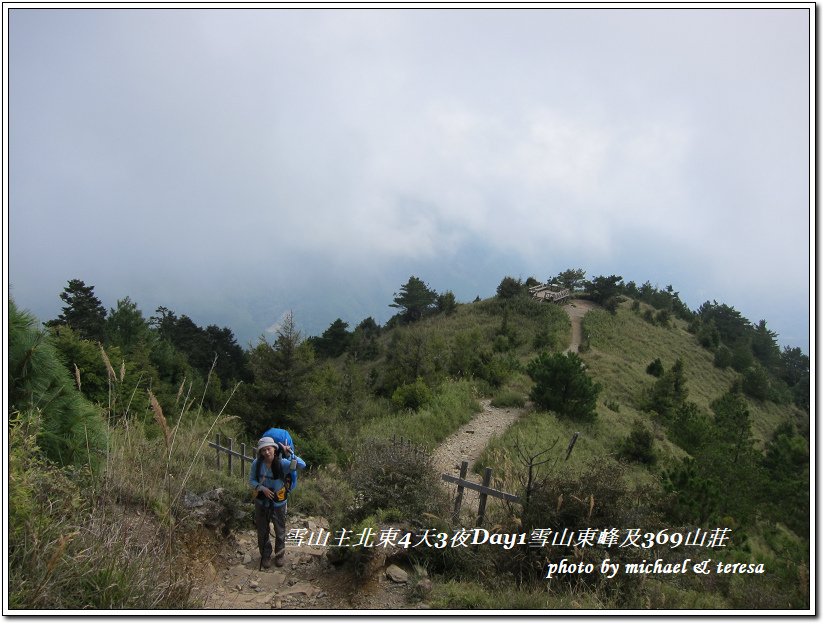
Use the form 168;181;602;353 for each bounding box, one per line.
431;398;520;514
564;298;597;353
192;300;592;610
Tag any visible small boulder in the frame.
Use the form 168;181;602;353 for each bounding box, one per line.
386;564;409;584
182;492;205;508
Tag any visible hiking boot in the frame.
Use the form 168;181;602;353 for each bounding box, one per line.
274;557;285;568
261;556;272;569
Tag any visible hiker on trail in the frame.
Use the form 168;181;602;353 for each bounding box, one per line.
249;436;306;569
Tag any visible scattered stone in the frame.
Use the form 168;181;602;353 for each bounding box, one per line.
203;488;225;501
317;591;327;598
386;564;409;583
278;582;319;597
274;599;282;609
242;554;252;564
182;491;205;508
465;430;474;434
249;580;259;589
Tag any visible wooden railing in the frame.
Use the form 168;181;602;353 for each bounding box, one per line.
208;433;255;478
442;460;519;526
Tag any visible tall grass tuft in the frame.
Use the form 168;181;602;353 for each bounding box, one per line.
148;390;172;450
99;342;116;381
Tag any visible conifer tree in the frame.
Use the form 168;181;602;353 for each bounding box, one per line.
390;276;438;322
10;299;106;466
49;279;107;342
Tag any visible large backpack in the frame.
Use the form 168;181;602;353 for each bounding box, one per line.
261;427;299;490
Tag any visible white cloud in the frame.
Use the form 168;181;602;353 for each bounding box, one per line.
8;8;810;348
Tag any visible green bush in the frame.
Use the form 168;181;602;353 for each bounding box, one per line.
391;377;434;411
493;334;512;353
293;431;336;468
617;419;656;464
506;459;664;605
532;327;553;349
646;358;664;377
289;466;355;521
655;309;671;327
344;439;448;523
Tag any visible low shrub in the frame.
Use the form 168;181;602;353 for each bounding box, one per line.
646;358;664;377
617;419;656;464
288;465;354;522
293;431;336;469
344;439;448;523
392;377;433;411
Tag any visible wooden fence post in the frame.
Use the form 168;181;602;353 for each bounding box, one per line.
452;461;469;524
227;437;233;476
476;467;493;526
215;433;220;470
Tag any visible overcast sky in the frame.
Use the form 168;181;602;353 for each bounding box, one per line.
7;7;812;351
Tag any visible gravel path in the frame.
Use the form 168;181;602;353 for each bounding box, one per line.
431;399;521;513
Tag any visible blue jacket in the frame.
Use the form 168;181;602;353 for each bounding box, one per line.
261;427;300;487
249;454;306;508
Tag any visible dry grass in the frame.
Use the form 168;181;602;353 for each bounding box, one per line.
148;390;172;450
99;343;117;381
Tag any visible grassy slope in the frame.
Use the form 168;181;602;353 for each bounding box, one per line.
385;296;805;496
580;299;798;449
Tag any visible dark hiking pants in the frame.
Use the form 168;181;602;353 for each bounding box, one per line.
254;499;287;560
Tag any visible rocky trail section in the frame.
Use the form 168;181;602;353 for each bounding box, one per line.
191;299;592;610
191;512;424;610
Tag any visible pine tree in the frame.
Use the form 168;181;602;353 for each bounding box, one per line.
49;279;107;342
10;299;107;466
526;351;600;422
106;297;150;353
389;276;438;322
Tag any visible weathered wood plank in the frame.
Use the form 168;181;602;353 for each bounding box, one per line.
209;441;255;463
441;473;520;503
